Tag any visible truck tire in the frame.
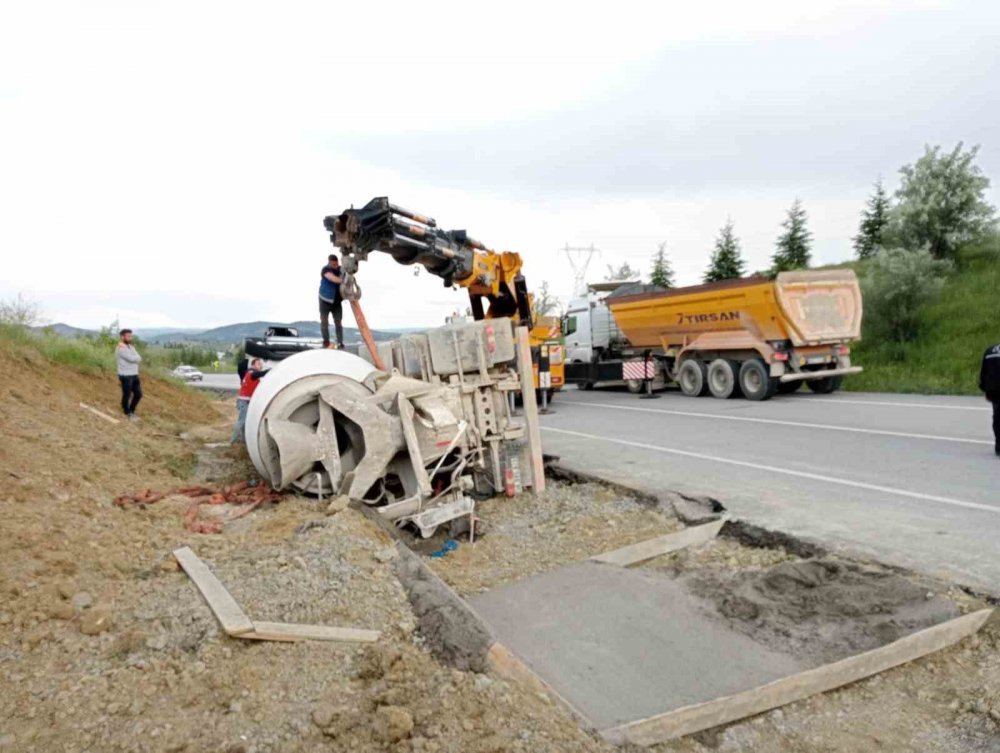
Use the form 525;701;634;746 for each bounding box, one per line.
738;359;777;401
626;379;644;394
777;380;801;394
678;360;708;397
806;375;844;394
707;359;741;399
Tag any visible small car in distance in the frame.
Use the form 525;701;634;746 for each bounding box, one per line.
171;364;204;382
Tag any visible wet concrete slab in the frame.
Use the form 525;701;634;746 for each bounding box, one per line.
470;560;804;729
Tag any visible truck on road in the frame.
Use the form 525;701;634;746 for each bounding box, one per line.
564;269;863;401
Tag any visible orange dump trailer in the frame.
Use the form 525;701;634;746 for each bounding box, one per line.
565;269;863;401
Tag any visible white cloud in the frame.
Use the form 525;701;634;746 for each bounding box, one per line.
0;0;993;329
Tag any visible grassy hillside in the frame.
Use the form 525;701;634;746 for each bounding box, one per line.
846;240;1000;395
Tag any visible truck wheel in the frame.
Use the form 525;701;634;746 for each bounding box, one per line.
777;380;801;394
576;382;594;390
678;360;708;397
738;359;777;401
707;359;740;399
806;376;844;394
626;379;644;394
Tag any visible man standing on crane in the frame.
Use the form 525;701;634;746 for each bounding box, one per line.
319;253;344;349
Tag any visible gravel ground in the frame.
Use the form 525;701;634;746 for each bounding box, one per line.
0;389;617;753
427;481;678;595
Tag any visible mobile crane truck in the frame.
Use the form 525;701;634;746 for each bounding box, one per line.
323;197;564;399
564;269;863;401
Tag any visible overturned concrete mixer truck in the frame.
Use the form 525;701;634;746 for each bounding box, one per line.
243;318;539;536
564;269;864;401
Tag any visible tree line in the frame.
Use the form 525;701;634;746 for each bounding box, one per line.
601;142;995;298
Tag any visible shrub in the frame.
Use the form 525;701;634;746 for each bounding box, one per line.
860;247;953;343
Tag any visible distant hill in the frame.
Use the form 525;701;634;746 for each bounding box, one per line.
133;327;206;339
36;323;99;338
148;320;403;345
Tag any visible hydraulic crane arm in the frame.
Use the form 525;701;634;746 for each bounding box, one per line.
323;197;533;325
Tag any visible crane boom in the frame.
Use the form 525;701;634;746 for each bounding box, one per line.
324;197;532;325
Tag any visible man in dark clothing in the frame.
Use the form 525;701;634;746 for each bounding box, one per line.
980;342;1000;456
319;254;344;349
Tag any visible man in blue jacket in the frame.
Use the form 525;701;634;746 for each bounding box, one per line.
319;254;344;349
980;342;1000;456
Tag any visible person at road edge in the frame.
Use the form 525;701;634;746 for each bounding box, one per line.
232;357;270;444
319;253;344;349
116;328;143;421
979;342;1000;456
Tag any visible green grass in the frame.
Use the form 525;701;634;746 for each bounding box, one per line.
0;323;117;373
846;239;1000;395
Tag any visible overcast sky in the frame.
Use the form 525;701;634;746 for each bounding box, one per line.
1;0;997;330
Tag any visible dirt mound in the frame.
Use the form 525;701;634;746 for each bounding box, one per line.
0;353;614;752
686;558;960;664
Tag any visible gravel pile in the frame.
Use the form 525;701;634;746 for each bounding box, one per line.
429;481;678;594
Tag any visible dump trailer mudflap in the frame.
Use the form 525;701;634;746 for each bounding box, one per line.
779;366;863;383
565;361;625;385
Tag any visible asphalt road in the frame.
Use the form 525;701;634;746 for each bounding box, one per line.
192;373;240;391
540;387;999;596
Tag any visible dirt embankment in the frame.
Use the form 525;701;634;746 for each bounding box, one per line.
0;355;615;753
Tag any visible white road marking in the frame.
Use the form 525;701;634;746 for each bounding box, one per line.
793;397;990;412
541;426;1000;515
567;401;992;446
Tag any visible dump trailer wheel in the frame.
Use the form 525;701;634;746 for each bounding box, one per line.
807;375;844;394
777;380;802;394
678;359;708;397
707;358;740;399
738;359;777;401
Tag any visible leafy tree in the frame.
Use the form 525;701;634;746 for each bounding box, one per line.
770;199;812;274
533;281;559;316
860;247;953;342
0;293;42;327
894;143;997;260
649;243;675;288
704;219;746;282
604;261;641;282
853;178;891;259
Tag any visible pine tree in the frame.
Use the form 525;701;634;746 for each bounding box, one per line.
853;178;890;259
704;219;746;282
771;199;812;274
649;243;674;288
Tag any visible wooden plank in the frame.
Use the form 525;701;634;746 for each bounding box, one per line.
487;642;593;729
173;546;255;636
602;608;993;746
591;519;725;567
515;325;545;493
243;621;380;643
79;402;120;424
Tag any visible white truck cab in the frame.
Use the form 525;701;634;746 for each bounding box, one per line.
563;281;634;363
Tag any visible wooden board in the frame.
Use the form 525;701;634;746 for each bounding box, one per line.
79;402;120;424
591;519;725;567
173;546;255;636
515;326;545;493
602;608;993;746
487;642;593;729
244;621;380;643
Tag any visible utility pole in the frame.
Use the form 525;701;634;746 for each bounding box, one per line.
563;243;600;297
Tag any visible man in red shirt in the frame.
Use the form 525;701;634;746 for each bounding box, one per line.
231;358;269;444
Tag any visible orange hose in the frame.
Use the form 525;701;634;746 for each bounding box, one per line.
350;299;387;371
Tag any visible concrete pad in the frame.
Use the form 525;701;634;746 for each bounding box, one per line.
470;561;804;729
